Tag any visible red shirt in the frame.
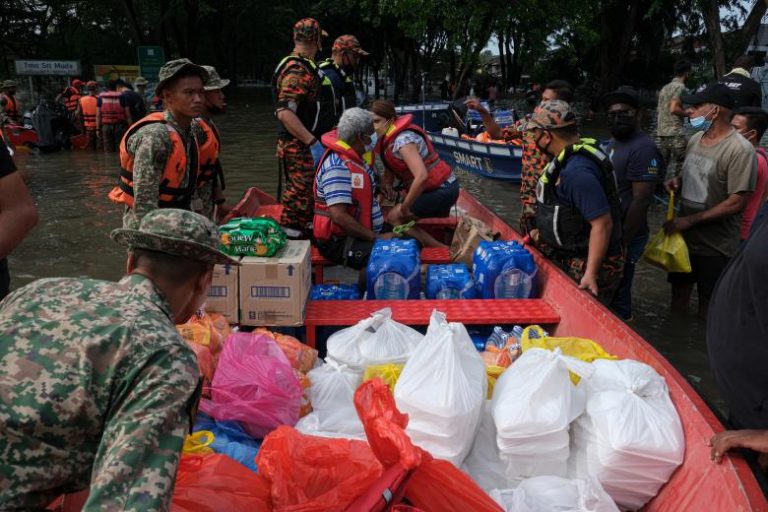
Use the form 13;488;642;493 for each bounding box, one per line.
740;147;768;240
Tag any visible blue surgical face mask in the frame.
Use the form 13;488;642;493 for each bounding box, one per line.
365;132;378;153
690;107;717;131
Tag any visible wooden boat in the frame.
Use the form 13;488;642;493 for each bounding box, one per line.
228;186;768;510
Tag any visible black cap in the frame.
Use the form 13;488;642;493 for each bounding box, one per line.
680;83;735;109
602;86;640;110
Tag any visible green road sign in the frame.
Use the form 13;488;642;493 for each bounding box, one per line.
137;46;165;83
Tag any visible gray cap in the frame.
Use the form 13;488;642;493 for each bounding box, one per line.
134;76;148;86
203;66;230;91
155;59;209;95
111;209;240;266
2;80;17;89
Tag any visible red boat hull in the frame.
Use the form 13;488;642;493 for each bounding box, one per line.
229;187;768;510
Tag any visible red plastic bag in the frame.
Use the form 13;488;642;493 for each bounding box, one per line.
200;332;302;438
172;453;270;511
255;426;382;511
353;379;502;512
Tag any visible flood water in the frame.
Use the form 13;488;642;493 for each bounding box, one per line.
7;90;723;414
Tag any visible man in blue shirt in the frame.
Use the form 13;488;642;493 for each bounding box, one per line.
529;100;624;303
602;87;664;320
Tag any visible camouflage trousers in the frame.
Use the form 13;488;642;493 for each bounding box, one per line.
277;138;315;232
657;135;687;180
550;251;625;305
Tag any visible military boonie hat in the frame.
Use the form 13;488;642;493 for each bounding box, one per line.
202;66;231;91
155;58;209;95
2;80;17;89
522;100;577;131
293;18;328;42
111;209;240;266
332;35;369;56
134;76;149;86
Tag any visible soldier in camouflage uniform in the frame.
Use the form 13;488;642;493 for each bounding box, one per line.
108;59;213;230
0;209;239;510
273;18;329;236
465;80;574;235
656;60;691;179
526;101;624;304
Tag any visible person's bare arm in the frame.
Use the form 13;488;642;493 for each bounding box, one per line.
0;172;38;257
624;181;655;243
464;98;503;139
664;194;747;234
327;204;378;242
669;96;687;117
709;430;768;464
580;212;612;295
398;143;428;216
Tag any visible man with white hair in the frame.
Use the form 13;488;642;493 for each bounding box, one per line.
313;107;388;270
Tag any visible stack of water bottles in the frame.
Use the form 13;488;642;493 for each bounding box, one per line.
366;239;421;300
472;240;537;299
426;263;477;299
310;284;361;301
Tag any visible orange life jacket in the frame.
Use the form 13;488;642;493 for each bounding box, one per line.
98;91;126;124
197;117;223;189
313;129;374;241
79;95;97;129
109;113;200;209
2;94;19;122
379;113;452;192
64;88;81;113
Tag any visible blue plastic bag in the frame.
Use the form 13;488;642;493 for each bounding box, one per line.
426;264;476;299
311;283;361;301
193;412;261;472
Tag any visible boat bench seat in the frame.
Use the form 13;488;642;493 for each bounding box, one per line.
303;298;560;347
254;204;283;221
311;246;452;283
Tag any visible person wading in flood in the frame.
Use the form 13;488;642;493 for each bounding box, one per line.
108;59;217;229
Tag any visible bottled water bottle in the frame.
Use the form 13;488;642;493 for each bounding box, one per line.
436;287;461;299
374;272;409;300
494;266;524;298
485;326;511;350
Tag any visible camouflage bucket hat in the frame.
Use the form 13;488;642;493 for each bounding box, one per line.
202;66;230;91
155;58;209;95
134;76;148;86
522;99;577;131
293;18;328;42
111;209;241;266
332;35;370;56
3;80;17;89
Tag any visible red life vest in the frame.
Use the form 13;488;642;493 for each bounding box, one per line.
99;91;126;124
2;94;19;122
379;113;452;192
109;112;200;209
79;96;97;129
64;88;81;113
313;130;374;241
197;118;222;188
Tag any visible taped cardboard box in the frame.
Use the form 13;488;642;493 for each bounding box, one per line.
205;262;239;323
450;215;494;266
239;240;311;326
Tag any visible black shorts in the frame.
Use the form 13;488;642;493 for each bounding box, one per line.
410;178;460;218
667;253;731;301
316;236;375;270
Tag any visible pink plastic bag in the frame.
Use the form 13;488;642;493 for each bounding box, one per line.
201;332;303;438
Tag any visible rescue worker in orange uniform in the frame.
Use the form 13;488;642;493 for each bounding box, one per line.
1;80;21;125
57;79;83;125
97;80;128;152
77;81;99;150
109;59;212;230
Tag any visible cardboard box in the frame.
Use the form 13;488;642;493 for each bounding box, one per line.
205;262;239;323
239;240;311;326
449;215;495;266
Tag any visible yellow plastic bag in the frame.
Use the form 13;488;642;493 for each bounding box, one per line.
642;191;692;273
486;365;506;399
522;325;617;384
183;430;215;454
363;364;404;393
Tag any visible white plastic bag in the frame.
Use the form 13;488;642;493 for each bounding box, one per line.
293;359;364;437
326;307;423;369
394;310;486;466
568;359;684;510
461;401;509;492
490;475;618;512
491;347;592;482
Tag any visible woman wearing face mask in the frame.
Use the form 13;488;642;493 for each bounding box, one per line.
369;100;460;225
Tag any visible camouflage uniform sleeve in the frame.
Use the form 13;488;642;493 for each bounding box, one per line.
123;126;170;230
83;326;200;511
276;62;315;110
501;117;525;142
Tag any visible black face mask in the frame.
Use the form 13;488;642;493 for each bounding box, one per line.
534;130;552;157
607;112;636;140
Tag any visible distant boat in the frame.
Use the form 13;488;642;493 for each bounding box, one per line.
395;102;451;132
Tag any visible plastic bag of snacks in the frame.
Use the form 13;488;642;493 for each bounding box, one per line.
255;328;318;374
219;216;287;257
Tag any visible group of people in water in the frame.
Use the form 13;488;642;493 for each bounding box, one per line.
1;14;768;509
